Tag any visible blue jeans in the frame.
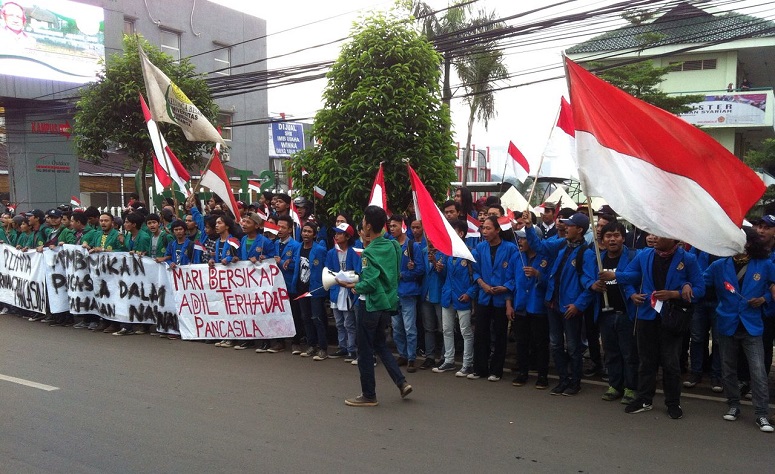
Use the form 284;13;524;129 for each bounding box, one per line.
357;309;406;399
598;310;638;392
333;308;356;354
548;307;584;384
718;326;770;418
421;301;442;359
689;300;721;377
392;296;418;361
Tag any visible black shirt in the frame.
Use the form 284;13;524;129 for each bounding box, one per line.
652;253;672;291
602;254;626;313
297;246;311;294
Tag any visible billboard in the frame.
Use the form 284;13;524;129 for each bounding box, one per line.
680;93;768;127
268;122;305;157
0;0;105;83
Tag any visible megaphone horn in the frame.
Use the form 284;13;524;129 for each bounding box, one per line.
322;267;338;291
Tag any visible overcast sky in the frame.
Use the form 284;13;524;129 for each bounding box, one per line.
208;0;772;179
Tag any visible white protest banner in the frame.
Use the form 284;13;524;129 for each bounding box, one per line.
45;245;179;333
171;260;295;340
0;244;48;314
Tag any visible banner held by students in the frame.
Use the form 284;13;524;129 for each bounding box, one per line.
171;260;295;340
0;245;48;314
566;57;764;256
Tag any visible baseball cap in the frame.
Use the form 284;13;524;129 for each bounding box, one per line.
560;212;590;230
46;209;63;218
760;215;775;227
334;222;355;237
515;229;527;239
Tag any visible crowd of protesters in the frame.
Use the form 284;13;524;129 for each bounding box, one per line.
1;186;774;429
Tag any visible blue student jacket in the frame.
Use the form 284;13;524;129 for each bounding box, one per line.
526;226;596;312
275;238;301;294
704;257;775;337
615;247;705;321
421;247;444;304
240;234;276;261
595;249;638;321
294;242;328;297
398;240;425;297
440;252;478;310
512;250;551;315
325;246;363;301
472;240;517;308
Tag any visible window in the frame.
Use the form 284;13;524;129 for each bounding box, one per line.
123;18;135;36
160;29;180;61
668;59;717;72
213;44;231;76
217;113;233;142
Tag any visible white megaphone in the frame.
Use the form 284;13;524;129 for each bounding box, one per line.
322;267;359;290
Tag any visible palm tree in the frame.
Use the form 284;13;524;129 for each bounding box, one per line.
456;41;508;185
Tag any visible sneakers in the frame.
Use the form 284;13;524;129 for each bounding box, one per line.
329;348;348;359
345;395;378;407
234;341;254;350
535;376;549;390
512;374;528;386
112;328;135;336
420;358;436;370
466;372;481;380
267;342;285;353
723;407;741;421
133;327;147;335
487;375;501;382
455;366;473;377
255;341;271;353
601;387;622;401
87;322;99;330
711;376;723;393
683;373;701;388
103;323;120;334
300;346;317;357
668;405;683;420
756;417;774;432
399;382;413;398
621;388;636;405
433;361;456;373
0;307;8;314
625;399;653;414
291;344;302;355
220;340;234;348
313;350;328;361
583;365;603;377
407;361;416;373
563;383;581;396
550;379;569;396
344;352;357;363
73;321;88;329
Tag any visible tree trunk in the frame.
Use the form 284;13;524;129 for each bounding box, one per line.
461;105;476;186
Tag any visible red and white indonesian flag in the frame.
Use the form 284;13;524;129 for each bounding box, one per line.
248;180;262;193
263;221;279;235
368;163;387;210
70;195;81;207
537;97;578;180
566;57;764;256
507;141;530;182
466;214;480;238
200;146;242;221
408;164;475;261
313;186;327;200
138;46;226;146
140;94;191;196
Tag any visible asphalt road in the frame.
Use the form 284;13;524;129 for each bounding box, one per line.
1;314;774;473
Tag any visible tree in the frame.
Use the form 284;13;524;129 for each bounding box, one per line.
288;13;456;221
455;10;508;185
745;138;775;213
73;35;219;204
593;60;703;114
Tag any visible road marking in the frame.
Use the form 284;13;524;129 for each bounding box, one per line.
0;373;60;391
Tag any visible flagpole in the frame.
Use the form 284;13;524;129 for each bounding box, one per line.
524;104;562;211
193;145;219;191
561;53;612;311
155;126;180;217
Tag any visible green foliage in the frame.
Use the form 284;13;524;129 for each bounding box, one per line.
744;138;775;214
592;60;704;114
73;35;218;202
289;13;456;222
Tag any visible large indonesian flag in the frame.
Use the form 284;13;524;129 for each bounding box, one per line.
408;164;475;262
537;97;578;180
200;146;241;221
138;46;226;146
566;57;764;256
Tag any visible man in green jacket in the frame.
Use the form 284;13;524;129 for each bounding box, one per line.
339;205;412;407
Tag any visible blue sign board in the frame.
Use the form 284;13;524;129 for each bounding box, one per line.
270;122;305;157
